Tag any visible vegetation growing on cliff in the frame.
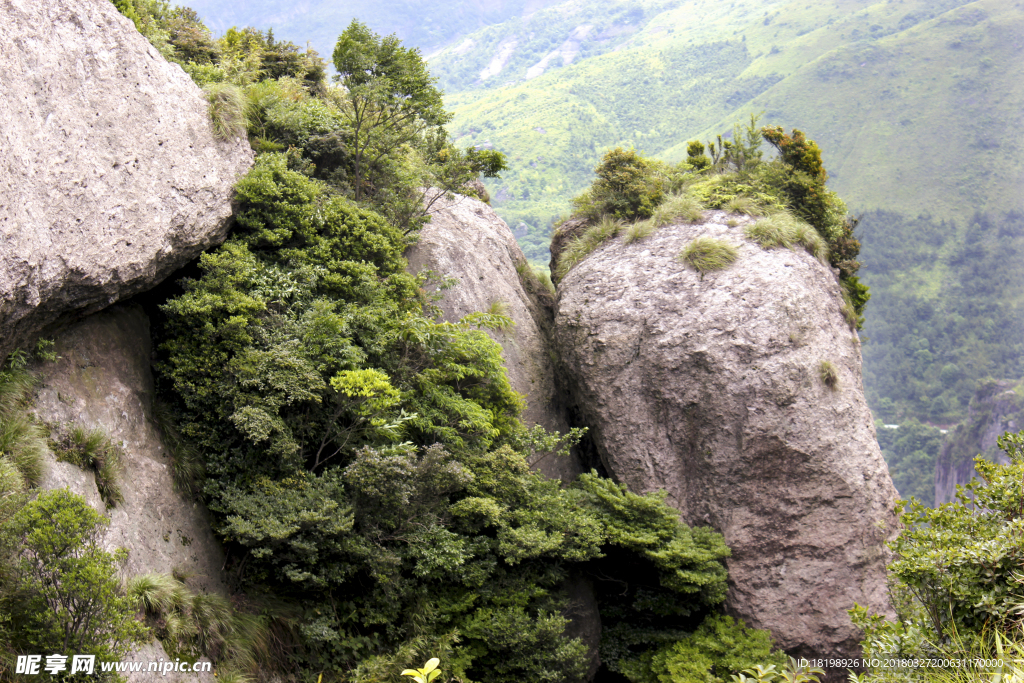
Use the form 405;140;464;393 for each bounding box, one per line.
553;117;868;328
95;6;790;681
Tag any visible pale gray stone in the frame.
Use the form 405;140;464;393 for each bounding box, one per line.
0;0;252;359
32;305;227;596
552;211;898;662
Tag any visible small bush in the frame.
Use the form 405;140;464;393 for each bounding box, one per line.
571;148;664;221
555;215;624;279
204;82;248;140
819;360;839;390
679;237;739;275
744;213;828;263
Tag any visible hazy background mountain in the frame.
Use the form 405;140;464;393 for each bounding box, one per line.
170;0;1024;499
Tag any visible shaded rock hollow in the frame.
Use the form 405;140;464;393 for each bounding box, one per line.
552;212;898;663
0;0;252;360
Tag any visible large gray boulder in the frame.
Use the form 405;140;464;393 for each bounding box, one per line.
553;211;898;664
0;0;252;359
407;193;582;481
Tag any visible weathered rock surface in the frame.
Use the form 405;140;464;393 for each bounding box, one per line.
0;0;252;359
407;193;581;481
935;379;1022;505
553;212;898;663
32;304;227;595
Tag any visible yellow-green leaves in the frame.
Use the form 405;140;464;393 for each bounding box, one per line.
401;658;441;683
330;369;401;415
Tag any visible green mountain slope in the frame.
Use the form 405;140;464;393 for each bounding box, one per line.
434;0;1024;263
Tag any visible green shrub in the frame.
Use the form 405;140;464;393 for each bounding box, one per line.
618;614;785;683
679;237;739;275
204;82;248;140
2;489;149;661
571;148;664;221
850;430;1024;681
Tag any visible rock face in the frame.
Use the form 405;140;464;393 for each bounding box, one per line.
31;303;224;680
553;212;898;663
0;0;252;360
935;379;1023;505
407;193;582;481
32;304;227;594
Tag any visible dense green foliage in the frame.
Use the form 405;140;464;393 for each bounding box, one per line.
874;420;943;508
859;210;1024;424
851;430;1024;681
153;149;740;680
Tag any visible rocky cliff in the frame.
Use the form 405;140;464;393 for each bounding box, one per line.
935;379;1023;505
552;211;898;662
407;193;582;481
32;304;223;681
0;0;252;360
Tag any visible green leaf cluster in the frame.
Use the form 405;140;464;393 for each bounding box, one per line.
1;489;149;665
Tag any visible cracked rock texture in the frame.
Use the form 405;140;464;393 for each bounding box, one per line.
32;304;227;594
407;193;581;481
0;0;252;359
553;212;898;662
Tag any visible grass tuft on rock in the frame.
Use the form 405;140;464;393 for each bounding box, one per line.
52;424;125;508
555;215;624;279
744;213;828;263
204;83;248;141
678;237;739;275
723;195;764;216
819;360;840;390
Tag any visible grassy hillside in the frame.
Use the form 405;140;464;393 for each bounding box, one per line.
435;0;1024;263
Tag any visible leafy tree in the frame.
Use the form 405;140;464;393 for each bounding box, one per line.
1;489;149;658
571;147;664;221
332;20;450;200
